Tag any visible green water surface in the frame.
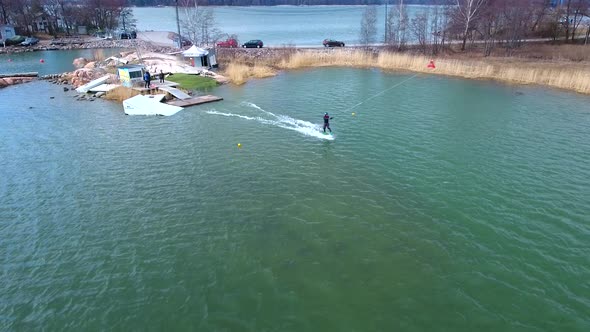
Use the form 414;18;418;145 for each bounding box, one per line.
1;68;589;331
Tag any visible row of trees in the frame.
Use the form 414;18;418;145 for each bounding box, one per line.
360;0;590;55
0;0;217;46
127;0;442;5
0;0;132;35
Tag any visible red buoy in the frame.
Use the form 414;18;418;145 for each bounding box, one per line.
40;59;45;63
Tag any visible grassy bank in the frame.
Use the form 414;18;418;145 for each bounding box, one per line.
165;73;218;90
218;47;590;95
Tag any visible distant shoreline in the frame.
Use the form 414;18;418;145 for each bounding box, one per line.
2;35;589;95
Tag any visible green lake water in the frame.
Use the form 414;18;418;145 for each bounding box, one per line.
1;68;589;331
0;48;125;76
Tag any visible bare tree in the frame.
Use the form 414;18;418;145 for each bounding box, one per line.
497;0;530;55
410;11;429;53
548;6;566;41
570;0;590;41
180;0;222;46
455;0;488;51
478;0;500;56
386;0;408;50
119;7;136;32
429;3;448;55
12;0;35;34
530;0;550;33
85;0;125;31
0;0;11;24
43;0;63;36
359;5;377;46
563;0;573;41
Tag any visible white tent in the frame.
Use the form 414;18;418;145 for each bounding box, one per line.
181;45;217;68
182;45;208;57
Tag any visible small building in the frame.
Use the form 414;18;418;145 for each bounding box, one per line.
31;13;51;33
0;25;16;44
182;45;217;69
117;64;146;87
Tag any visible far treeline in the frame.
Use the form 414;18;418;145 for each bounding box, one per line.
128;1;442;5
360;0;590;56
1;0;588;58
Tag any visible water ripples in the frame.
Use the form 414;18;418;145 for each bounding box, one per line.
1;72;590;330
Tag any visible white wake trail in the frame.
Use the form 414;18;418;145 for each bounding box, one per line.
207;104;334;141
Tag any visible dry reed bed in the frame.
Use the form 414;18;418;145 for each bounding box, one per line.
222;49;590;94
223;62;276;85
104;86;141;102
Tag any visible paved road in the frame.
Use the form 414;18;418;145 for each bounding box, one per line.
137;31;176;48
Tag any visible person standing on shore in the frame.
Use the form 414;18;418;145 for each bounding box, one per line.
159;70;165;83
143;71;151;88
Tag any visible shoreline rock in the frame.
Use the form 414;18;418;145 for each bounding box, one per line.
0;77;36;88
0;38;178;55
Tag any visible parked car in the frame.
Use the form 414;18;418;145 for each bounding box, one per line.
21;37;40;46
5;35;25;46
118;31;136;39
323;39;345;47
217;38;238;48
242;39;263;48
95;31;112;40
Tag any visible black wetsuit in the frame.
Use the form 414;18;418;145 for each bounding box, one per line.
323;114;332;132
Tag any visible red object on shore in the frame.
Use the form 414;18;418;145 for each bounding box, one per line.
40;59;45;63
427;60;436;69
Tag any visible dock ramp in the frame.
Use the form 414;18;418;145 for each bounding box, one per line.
158;86;191;100
76;75;110;93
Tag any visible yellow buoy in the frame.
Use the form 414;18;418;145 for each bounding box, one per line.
352;112;356;116
237;143;242;148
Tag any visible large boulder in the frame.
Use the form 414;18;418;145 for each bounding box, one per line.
84;61;96;69
69;68;107;88
105;73;119;84
0;77;35;88
73;57;89;68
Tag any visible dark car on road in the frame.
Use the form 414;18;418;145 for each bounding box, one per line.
242;39;263;48
119;31;137;39
323;39;345;47
20;37;39;46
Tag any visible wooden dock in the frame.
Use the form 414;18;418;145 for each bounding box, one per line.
165;95;223;107
132;81;179;94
